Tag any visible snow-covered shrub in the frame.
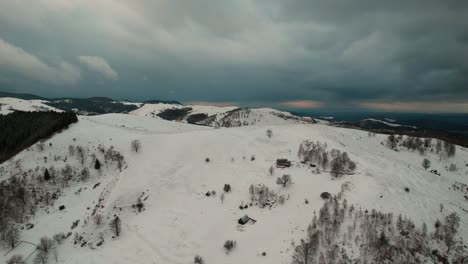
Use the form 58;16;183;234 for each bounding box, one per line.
194;255;204;264
320;192;331;199
449;163;457;172
224;240;236;253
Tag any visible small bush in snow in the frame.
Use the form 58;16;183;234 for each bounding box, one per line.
449;163;457;172
276;174;292;187
320;192;331;199
266;129;273;138
223;184;231;192
205;157;210;163
194;255;204;264
224;240;236;253
53;232;66;244
404;187;410;193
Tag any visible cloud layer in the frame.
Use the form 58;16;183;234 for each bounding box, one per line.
0;0;467;111
79;56;118;80
0;38;80;85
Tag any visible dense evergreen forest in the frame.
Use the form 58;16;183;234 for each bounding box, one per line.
0;111;78;163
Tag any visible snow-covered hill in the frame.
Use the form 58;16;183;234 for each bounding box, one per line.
0;97;61;115
0;113;466;263
131;103;314;127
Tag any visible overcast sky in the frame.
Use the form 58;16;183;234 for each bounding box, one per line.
0;0;467;112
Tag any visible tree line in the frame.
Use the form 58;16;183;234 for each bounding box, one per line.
0;111;78;163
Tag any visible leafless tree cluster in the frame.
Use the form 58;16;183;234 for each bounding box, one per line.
104;146;125;171
249;184;285;208
298;140;329;169
298;140;356;177
387;135;456;159
291;196;466;264
329;150;356;177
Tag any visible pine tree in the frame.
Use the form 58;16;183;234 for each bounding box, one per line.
94;159;101;170
44;169;50;181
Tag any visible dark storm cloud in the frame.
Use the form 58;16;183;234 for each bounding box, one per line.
0;0;467;111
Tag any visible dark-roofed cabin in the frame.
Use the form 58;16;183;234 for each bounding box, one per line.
238;215;256;225
276;159;291;168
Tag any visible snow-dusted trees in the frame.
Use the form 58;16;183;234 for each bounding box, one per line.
444;142;456;158
444;212;460;253
38;236;54;253
110;216;121;237
80;167;89;181
330;151;356;177
131;140;141;153
249;184;284;207
266;129;273;139
298;140;355;176
422;158;431;170
6;254;25;264
298;141;328;166
292;239;314;264
276;174;292;187
5;226;20;248
76;146;85;165
104;147;125;171
386;134;397;149
290;195;466;263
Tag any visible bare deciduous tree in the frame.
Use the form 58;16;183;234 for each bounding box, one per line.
37;236;54;253
276;174;292;187
110;216;121;237
131;140;141;153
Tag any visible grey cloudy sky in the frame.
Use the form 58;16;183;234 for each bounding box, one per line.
0;0;467;112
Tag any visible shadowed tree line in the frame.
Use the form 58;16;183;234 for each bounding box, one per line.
0;111;78;164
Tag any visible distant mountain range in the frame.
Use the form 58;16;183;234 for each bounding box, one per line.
1;91;467;146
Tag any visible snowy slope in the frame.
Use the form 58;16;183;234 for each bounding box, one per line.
0;114;467;263
0;97;61;115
